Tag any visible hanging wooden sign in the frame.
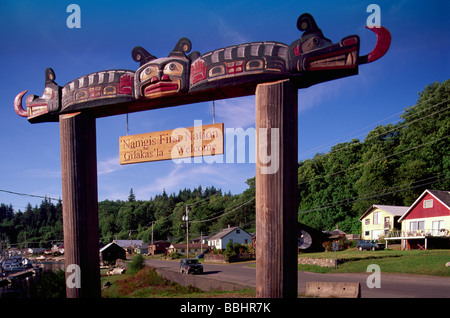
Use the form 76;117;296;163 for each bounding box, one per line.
119;123;224;164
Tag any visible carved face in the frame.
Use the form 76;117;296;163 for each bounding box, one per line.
289;35;360;73
135;57;189;99
25;83;60;121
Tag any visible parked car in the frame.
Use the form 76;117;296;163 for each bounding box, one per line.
180;258;203;275
357;240;384;251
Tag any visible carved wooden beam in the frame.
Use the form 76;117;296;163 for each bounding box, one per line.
14;13;391;123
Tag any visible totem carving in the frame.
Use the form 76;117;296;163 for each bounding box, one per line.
14;13;391;123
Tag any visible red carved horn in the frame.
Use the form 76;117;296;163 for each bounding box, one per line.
14;90;28;117
358;26;391;64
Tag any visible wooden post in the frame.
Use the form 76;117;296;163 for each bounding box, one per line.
60;112;100;298
255;79;298;298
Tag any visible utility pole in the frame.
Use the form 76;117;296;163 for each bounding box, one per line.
182;206;190;258
151;221;154;256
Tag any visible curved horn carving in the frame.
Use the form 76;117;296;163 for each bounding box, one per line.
169;37;192;58
14;90;28;117
132;46;157;66
359;26;391;64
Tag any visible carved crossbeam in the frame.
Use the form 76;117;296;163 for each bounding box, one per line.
14;13;390;123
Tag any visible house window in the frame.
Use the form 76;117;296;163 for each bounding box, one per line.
365;231;370;237
373;212;381;225
236;229;240;234
432;220;444;235
423;199;433;209
384;216;390;228
365;219;370;225
410;221;425;233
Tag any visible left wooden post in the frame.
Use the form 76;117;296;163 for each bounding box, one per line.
60;112;100;298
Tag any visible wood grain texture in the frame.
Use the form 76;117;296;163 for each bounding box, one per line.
255;79;298;298
60;112;100;298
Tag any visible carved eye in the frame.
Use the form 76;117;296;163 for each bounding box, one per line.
163;62;184;76
140;65;158;81
301;37;325;53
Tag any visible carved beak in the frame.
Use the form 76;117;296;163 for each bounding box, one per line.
14;90;28;117
358;26;391;64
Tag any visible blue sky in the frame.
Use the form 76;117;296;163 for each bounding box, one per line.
0;0;448;211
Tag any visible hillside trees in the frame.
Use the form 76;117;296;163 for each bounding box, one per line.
298;80;449;233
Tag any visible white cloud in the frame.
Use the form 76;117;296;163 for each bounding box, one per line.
98;156;122;175
215;96;255;128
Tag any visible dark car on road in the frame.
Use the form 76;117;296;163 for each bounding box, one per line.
180;258;203;274
357;240;385;251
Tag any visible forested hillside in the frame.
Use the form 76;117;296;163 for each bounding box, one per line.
1;80;448;248
298;80;449;233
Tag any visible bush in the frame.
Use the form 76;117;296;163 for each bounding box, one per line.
167;252;183;259
30;269;66;298
128;254;145;274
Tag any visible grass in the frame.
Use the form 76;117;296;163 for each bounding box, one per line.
298;248;450;276
101;267;256;298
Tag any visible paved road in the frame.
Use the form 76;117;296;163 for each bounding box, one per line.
145;259;450;298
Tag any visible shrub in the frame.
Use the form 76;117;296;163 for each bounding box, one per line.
30;269;66;298
128;254;145;274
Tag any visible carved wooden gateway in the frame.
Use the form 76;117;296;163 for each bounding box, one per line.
14;13;390;298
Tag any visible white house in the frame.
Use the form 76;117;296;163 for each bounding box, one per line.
207;226;252;250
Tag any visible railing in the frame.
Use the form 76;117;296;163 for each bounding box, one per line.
385;229;449;239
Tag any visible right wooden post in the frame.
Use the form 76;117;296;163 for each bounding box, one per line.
255;79;298;298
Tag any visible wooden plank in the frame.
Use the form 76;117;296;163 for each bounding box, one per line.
119;123;224;165
60;112;100;298
255;79;298;298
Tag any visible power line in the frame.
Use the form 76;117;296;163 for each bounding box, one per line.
298;98;449;159
0;189;61;202
298;134;450;186
189;197;255;224
298;173;450;214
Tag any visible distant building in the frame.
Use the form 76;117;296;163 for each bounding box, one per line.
167;243;204;256
134;243;149;255
359;205;409;240
397;189;450;250
113;239;143;253
207;226;252;250
100;242;126;265
148;240;171;255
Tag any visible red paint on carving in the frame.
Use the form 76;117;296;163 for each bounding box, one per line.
190;59;207;84
294;44;301;56
117;74;134;95
226;60;244;74
144;82;178;95
366;26;391;63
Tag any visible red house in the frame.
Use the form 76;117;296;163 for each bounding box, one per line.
397;189;450;250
